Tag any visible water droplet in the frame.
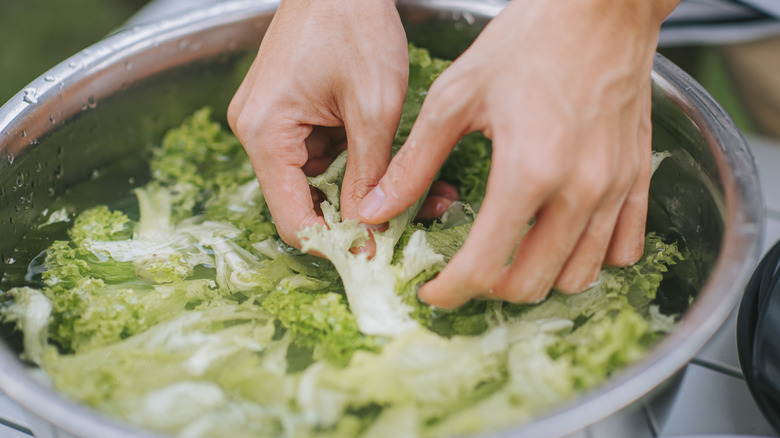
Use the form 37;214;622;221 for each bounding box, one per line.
7;152;14;164
44;75;56;82
81;103;88;111
16;173;24;187
23;88;38;104
88;96;97;109
54;164;63;179
47;187;55;197
68;61;78;69
463;12;475;25
91;169;100;178
6;258;15;265
35;162;42;172
56;147;63;158
128;177;135;184
27;193;34;204
49;115;56;124
21;130;27;138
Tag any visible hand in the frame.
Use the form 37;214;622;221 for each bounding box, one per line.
228;0;408;247
358;0;680;308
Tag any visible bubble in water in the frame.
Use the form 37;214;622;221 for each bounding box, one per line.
44;75;56;82
49;115;56;124
5;258;15;265
16;173;24;187
7;152;14;164
91;169;100;178
23;88;38;104
128;177;135;184
35;162;42;172
21;130;26;138
88;96;97;109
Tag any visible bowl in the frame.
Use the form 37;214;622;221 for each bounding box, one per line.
0;0;764;437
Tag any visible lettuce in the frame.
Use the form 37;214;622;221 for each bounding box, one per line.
0;45;686;438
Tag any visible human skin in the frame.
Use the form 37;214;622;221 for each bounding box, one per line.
230;0;680;309
228;0;408;247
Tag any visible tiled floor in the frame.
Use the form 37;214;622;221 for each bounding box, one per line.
0;137;778;437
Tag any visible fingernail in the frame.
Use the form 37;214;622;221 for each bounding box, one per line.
358;186;385;219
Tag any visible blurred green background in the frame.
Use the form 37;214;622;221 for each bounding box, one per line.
0;0;149;103
0;1;754;135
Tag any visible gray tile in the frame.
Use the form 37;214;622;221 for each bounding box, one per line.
585;404;654;438
746;134;780;215
0;424;31;438
694;306;741;376
0;393;30;434
650;363;777;437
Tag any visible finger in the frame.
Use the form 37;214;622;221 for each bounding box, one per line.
604;155;650;266
339;99;400;223
605;86;652;266
416;195;455;221
553;200;624;293
358;75;474;224
490;194;594;303
245;124;326;248
417;148;543;309
429;180;460;200
416;181;460;220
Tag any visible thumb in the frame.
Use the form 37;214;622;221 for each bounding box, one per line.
339;117;395;224
358;91;468;224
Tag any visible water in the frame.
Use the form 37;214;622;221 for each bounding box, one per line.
22;88;38;105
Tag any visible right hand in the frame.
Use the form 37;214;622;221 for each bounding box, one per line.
228;0;409;247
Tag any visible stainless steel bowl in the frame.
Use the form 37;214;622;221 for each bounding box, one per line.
0;1;764;437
